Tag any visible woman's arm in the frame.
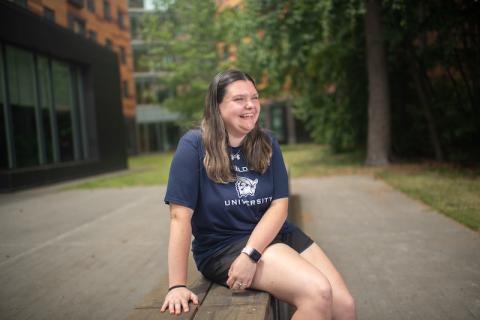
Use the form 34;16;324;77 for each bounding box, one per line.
226;198;288;289
161;204;199;315
167;204;193;286
246;197;288;252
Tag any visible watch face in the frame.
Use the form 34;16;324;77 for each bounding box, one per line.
250;250;261;262
243;247;261;262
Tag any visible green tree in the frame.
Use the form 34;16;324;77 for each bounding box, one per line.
142;0;220;125
220;0;368;153
221;0;480;163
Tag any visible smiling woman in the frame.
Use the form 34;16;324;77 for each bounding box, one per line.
161;70;357;319
219;80;260;145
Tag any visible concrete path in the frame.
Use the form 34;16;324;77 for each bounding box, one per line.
0;175;478;319
0;186;171;320
292;176;480;320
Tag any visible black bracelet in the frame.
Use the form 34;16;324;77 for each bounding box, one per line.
168;284;187;291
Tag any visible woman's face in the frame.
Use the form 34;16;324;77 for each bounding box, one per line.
219;80;260;140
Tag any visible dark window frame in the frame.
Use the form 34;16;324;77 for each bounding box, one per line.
88;30;97;42
122;80;129;98
119;46;126;64
67;14;86;37
43;7;55;22
105;38;113;50
118;10;125;29
103;0;112;21
87;0;95;13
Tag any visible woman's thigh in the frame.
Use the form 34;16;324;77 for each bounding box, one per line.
250;243;331;306
300;242;351;296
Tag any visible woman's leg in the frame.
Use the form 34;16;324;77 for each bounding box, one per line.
301;243;357;320
250;243;334;320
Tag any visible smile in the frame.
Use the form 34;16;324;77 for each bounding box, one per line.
240;113;254;118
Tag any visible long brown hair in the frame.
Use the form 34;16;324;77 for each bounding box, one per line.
201;70;272;184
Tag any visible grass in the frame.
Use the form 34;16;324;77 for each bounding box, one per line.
65;152;173;189
377;164;480;231
281;144;366;177
67;144;480;231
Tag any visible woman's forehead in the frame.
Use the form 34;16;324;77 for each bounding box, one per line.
224;80;257;96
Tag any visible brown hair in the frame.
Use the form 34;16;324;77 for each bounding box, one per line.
201;70;272;183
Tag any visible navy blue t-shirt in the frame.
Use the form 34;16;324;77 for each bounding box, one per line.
164;129;293;271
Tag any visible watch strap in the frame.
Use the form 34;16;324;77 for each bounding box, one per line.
241;246;262;263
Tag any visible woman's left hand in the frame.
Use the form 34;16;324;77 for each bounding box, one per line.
226;253;257;290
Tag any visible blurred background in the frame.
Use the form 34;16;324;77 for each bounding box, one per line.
0;0;478;230
0;1;479;319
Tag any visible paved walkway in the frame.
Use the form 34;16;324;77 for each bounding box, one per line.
294;176;480;320
0;175;479;319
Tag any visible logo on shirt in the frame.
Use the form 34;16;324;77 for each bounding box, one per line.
235;176;258;198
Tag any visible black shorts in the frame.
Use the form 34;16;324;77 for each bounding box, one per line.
200;224;314;286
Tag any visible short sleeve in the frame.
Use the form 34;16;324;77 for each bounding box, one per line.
271;136;289;200
164;131;201;210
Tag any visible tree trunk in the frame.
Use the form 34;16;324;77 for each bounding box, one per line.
365;0;391;165
285;100;297;144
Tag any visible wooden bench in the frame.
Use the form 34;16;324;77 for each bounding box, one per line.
128;195;301;320
127;255;280;320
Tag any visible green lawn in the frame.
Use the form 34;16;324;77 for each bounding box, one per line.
66;152;173;188
67;144;480;231
377;165;480;231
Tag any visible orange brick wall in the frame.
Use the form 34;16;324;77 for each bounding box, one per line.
26;0;136;118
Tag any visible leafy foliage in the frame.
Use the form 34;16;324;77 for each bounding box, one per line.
141;0;480;162
141;0;220;126
219;0;367;152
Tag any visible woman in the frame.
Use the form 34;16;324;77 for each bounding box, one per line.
161;70;356;319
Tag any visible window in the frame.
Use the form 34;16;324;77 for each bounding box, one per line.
5;46;39;168
67;15;86;37
129;0;144;9
103;0;112;21
130;16;139;39
0;44;89;170
44;7;55;22
88;30;97;42
87;0;95;12
118;10;125;29
52;61;76;162
0;45;9;169
119;46;126;64
68;0;85;8
122;80;129;98
105;38;112;50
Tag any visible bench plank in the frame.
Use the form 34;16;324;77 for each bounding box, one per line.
128;255;212;320
194;283;270;320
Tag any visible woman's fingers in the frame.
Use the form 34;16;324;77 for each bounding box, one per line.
191;292;199;305
181;299;190;313
174;300;181;315
162;291;196;314
160;300;168;312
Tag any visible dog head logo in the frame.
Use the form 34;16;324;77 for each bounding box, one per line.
235;176;258;198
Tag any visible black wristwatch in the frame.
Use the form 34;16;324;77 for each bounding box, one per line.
241;246;262;263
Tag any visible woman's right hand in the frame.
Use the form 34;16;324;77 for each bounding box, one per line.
160;287;199;315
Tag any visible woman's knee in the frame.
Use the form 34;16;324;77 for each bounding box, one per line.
336;291;356;316
296;275;333;312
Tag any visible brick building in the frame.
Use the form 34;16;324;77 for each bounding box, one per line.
0;0;132;191
17;0;137;153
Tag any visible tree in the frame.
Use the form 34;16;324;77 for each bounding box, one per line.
365;0;391;165
220;0;367;152
142;0;220;125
